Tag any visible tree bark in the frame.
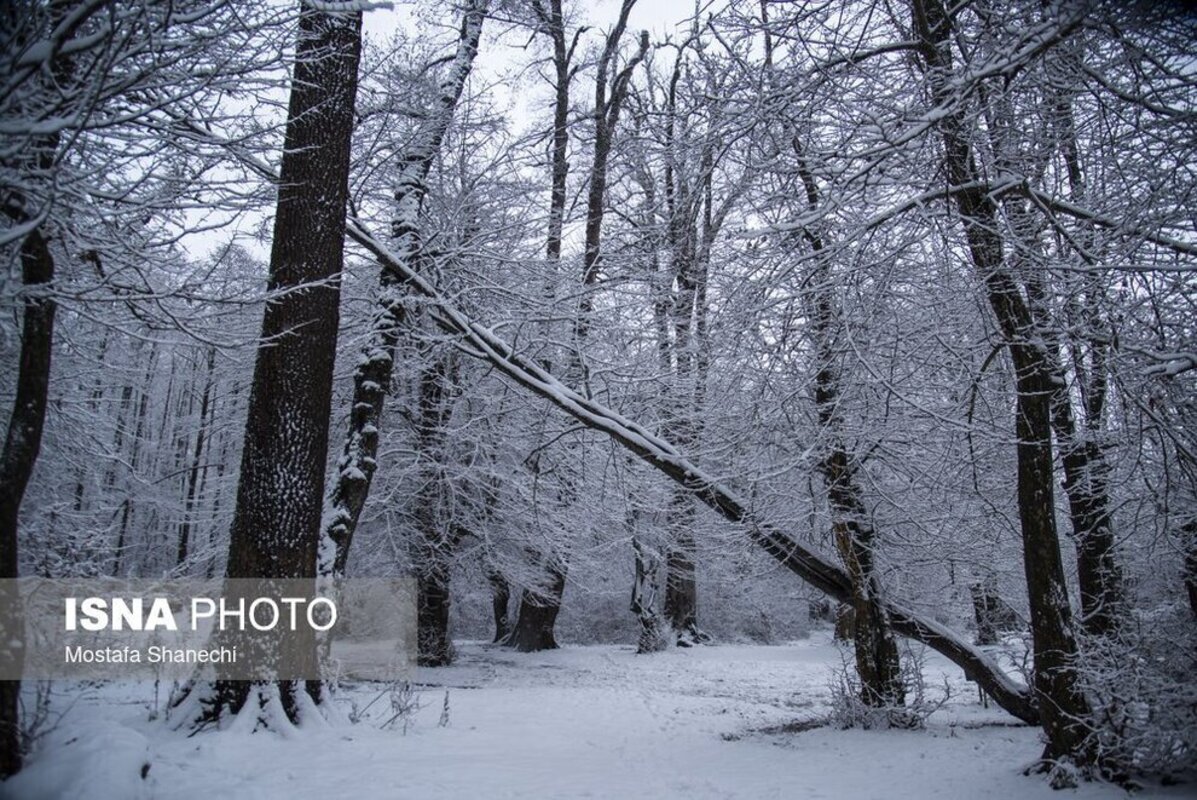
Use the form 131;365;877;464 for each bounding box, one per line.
988;68;1126;640
202;3;362;725
790;127;903;707
506;562;567;652
412;355;459;666
1182;519;1197;619
631;533;669;653
0;0;74;767
0;228;56;778
486;565;512;643
911;0;1092;764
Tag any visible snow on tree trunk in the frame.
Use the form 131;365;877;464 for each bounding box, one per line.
319;0;487;581
413;355;460;666
189;3;362;727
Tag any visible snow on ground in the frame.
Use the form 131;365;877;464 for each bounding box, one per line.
2;631;1190;799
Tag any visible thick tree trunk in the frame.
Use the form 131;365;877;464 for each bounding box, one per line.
911;0;1092;765
631;535;669;653
1051;396;1124;636
827;479;904;708
346;219;1043;726
664;522;704;644
417;563;453;666
320;0;487;579
0;228;57;778
507;563;567;652
198;3;361;725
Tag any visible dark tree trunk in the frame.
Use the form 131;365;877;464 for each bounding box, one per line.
507;563;567;652
201;3;362;725
412;357;459;666
1051;400;1124;637
834;604;855;642
1182;520;1197;619
970;575;1021;646
113;353;155;576
417;564;453;666
664;524;704;644
533;0;570;270
911;0;1093;765
0;228;57;778
828;483;904;707
1039;49;1126;639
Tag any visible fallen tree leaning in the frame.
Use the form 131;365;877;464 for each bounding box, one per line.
345;218;1040;726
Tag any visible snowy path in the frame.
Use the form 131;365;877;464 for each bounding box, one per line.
2;633;1189;799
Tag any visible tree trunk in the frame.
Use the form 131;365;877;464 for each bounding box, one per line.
412;356;459;666
417;564;453;666
502;0;577;652
791;128;903;708
631;535;669;653
1182;519;1197;619
911;0;1092;765
0;228;57;778
197;3;362;726
1044;46;1125;639
664;523;704;644
509;3;646;653
320;0;486;579
0;0;71;761
506;563;567;652
486;565;512;643
113;348;155;576
988;71;1126;641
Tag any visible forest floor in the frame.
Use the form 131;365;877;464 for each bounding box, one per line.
2;630;1191;799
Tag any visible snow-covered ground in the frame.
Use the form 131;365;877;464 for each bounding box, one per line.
3;632;1189;799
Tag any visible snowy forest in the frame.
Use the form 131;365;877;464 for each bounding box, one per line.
1;0;1196;797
